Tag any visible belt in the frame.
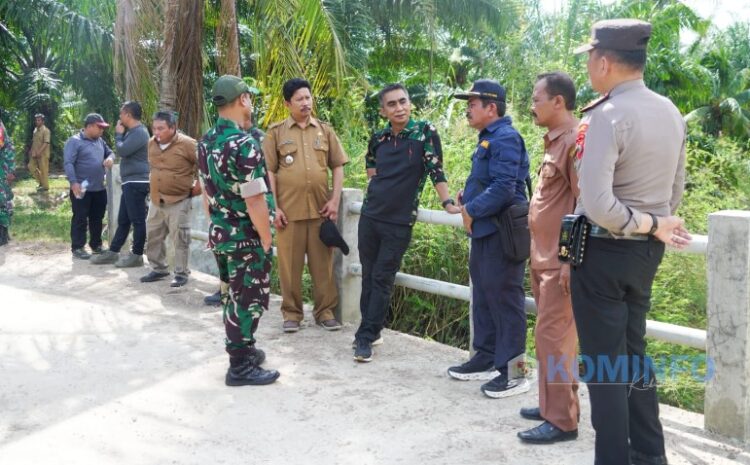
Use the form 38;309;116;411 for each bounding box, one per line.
588;223;650;241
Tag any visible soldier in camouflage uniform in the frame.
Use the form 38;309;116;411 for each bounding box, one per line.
353;83;458;362
204;123;266;307
198;75;279;386
0;117;16;246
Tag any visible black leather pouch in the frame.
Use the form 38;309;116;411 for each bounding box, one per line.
558;214;590;266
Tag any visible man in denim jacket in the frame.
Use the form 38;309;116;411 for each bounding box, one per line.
447;79;531;399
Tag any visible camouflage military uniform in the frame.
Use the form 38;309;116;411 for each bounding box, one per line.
0;121;16;232
198;117;274;357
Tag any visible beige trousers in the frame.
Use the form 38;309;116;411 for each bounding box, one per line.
145;198;191;275
28;155;49;190
276;218;337;322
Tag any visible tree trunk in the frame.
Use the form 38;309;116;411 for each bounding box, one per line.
160;0;204;138
216;0;241;76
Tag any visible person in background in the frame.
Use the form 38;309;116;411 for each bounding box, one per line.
90;101;150;268
28;113;51;192
63;113;115;260
138;110;199;287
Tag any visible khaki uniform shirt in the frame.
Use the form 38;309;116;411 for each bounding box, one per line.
148;132;198;205
263;116;348;221
31;125;51;158
529;120;579;270
574;79;686;235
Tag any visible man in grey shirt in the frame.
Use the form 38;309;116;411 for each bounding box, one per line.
91;101;151;267
571;19;691;465
63;113;115;259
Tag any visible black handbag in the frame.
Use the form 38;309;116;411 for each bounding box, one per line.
491;176;533;263
558;214;590;266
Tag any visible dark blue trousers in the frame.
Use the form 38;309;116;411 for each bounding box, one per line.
109;182;149;255
469;231;526;369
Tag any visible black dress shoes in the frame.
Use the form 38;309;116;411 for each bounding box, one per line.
140;271;170;282
517;421;578;444
520;406;544;421
631;449;669;465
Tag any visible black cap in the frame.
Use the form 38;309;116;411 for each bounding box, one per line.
84;113;109;128
319;219;349;255
454;79;506;102
574;18;652;54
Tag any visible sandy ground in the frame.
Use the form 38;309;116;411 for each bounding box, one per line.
0;243;748;464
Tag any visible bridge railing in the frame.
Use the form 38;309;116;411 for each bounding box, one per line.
332;188;750;443
180;180;749;443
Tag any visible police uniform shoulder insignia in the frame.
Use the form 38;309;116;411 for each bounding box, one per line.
480;140;490;149
580;93;610;113
574;122;589;160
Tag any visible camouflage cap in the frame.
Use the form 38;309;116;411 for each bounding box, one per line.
34;113;45;119
574;18;652;54
211;75;260;106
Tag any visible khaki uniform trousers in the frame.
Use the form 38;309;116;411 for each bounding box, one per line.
28;155;49;190
531;268;580;432
145;198;191;275
277;218;337;323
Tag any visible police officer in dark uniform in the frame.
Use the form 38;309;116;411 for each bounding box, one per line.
572;19;691;465
447;80;531;399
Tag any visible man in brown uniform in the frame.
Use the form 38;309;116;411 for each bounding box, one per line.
517;72;580;444
572;19;691;465
139;110;200;287
29;113;51;191
263;78;348;332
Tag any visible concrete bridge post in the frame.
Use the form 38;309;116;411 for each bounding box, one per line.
705;210;750;442
335;188;363;324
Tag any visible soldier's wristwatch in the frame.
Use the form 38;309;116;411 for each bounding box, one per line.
442;198;455;208
648;213;658;235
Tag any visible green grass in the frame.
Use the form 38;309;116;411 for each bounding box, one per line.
9;175;77;242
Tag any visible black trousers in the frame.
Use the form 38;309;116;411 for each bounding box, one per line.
70;189;108;251
109;182;149;255
355;215;412;343
571;237;666;465
470;231;526;369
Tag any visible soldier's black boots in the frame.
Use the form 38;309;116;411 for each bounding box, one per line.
0;225;8;246
226;351;279;386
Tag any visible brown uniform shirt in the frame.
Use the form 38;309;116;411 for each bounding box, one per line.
148;132;198;205
31;125;51;158
263;116;348;221
529;120;580;270
575;79;686;235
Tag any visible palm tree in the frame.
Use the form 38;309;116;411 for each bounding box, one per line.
114;0;204;138
216;0;241;76
0;0;115;161
685;47;750;139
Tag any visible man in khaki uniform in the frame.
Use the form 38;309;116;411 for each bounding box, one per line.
139;110;199;287
263;78;348;333
517;72;580;444
572;19;691;465
28;113;50;191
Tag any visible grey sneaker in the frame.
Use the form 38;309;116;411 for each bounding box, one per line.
115;254;144;268
90;250;118;265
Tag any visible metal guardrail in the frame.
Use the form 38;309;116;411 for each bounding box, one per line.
190;201;709;350
348;201;708;350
